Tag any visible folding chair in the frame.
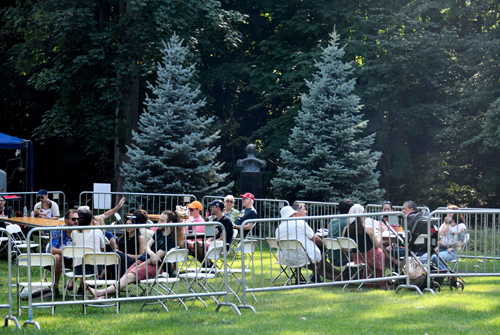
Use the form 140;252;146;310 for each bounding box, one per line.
178;244;224;307
83;252;121;314
61;246;95;300
335;237;367;290
266;238;290;285
276;238;313;285
6;224;40;259
323;238;349;282
139;248;189;312
16;253;56;315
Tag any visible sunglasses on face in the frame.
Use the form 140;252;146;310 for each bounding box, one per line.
225;200;233;203
189;208;198;211
70;217;78;222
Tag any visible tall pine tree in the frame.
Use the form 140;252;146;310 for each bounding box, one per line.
121;34;231;196
271;30;383;204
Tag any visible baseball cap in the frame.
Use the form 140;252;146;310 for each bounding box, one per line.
37;189;48;197
280;206;297;219
210;200;225;210
187;201;203;211
239;193;255;201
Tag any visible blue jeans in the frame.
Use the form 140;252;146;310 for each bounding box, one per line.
419;249;457;270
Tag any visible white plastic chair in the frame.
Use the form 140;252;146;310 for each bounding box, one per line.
336;237;371;290
61;246;95;300
276;238;313;285
140;248;189;312
16;253;56;315
178;244;224;307
83;252;121;314
7;224;40;258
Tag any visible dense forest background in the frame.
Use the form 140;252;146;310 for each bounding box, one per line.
1;0;499;209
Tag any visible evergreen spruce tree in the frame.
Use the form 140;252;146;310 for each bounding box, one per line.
271;30;384;204
121;34;232;196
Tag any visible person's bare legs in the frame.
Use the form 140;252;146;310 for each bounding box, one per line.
88;272;137;298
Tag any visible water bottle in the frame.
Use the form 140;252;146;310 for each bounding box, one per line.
31;210;35;218
23;206;28;218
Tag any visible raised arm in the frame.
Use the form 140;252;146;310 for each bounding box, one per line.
101;197;126;220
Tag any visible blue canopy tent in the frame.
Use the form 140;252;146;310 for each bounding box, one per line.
0;132;34;191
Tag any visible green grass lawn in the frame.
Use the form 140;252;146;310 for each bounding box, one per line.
2;253;500;334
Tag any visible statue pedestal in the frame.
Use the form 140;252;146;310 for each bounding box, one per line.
239;172;263;199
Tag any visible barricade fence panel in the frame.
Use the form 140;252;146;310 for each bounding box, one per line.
1;191;66;217
426;209;500;289
234;211;415;307
79;192;196;222
17;221;239;325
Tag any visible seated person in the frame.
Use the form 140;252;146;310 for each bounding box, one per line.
342;204;385;287
327;199;354;267
87;210;183;299
187;200;233;266
233;193;258;238
402;200;429;232
39;199;52;218
134;209;154;244
276;206;339;282
185;201;206;237
114;216;145;277
223;195;240;222
419;211;466;270
71;209;105;292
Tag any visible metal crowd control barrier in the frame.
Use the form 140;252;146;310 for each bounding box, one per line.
19;222;239;330
424;208;500;293
201;195;289;220
236;211;421;311
366;203;430;213
0;228;21;329
0;191;66;216
79;192;196;220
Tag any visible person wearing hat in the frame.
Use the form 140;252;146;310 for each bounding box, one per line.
187;200;233;264
276;206;339;282
186;200;206;234
233;192;258;238
33;189;60;220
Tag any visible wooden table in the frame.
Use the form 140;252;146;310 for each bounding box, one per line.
0;217;63;228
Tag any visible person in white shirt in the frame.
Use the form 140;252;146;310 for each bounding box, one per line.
33;189;60;220
275;205;338;282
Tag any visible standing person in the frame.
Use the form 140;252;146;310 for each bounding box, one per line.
47;209;79;297
39;199;52;218
233;193;258;238
327;199;354;267
223;195;240;222
342;204;385;287
33;189;60;220
87;210;182;299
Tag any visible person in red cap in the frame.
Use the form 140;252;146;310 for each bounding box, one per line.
233;192;258;238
